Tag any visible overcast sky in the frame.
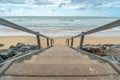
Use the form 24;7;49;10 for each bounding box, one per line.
0;0;120;17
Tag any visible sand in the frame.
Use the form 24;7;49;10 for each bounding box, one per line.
0;36;120;50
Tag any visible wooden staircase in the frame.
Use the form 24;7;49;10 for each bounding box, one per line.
0;46;119;80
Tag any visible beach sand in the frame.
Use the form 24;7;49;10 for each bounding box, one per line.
0;36;120;50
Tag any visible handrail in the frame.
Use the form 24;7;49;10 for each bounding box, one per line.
83;19;120;35
0;18;52;39
67;19;120;40
67;19;120;48
0;18;54;48
0;18;36;35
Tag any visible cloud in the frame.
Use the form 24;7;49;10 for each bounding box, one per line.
64;0;106;9
33;0;53;5
0;0;120;16
1;0;120;9
61;3;87;10
0;0;26;4
58;0;120;9
99;1;120;8
0;4;12;14
56;0;104;10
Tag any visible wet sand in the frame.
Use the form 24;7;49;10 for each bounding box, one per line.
0;36;120;49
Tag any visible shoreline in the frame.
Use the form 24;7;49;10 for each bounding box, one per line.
0;35;120;49
0;27;120;37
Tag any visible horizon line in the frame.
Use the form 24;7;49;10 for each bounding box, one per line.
1;16;120;18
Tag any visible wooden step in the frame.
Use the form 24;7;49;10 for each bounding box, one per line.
5;63;117;76
38;52;82;57
30;56;90;61
1;76;119;80
30;55;85;60
37;46;83;57
24;59;99;64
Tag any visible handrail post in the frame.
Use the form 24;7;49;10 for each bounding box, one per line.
67;39;69;46
47;38;49;47
66;39;67;43
71;38;73;47
36;32;41;49
80;32;85;49
50;39;53;46
52;39;54;43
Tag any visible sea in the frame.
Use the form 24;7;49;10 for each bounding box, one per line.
0;16;120;37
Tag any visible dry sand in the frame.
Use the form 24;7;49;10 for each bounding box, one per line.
0;36;120;50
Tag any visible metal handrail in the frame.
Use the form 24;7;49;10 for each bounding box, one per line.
0;18;54;48
67;19;120;48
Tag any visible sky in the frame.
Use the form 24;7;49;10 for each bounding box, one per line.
0;0;120;17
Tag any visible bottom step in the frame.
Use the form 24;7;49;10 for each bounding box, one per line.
5;63;117;76
1;76;119;80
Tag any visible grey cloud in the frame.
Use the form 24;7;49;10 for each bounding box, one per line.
58;3;66;7
34;0;53;5
69;0;105;9
0;10;4;13
0;8;11;13
0;0;54;5
70;0;109;4
0;4;12;13
0;0;26;4
70;0;87;4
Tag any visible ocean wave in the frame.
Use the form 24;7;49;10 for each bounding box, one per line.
0;28;119;37
0;17;119;37
111;27;120;31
